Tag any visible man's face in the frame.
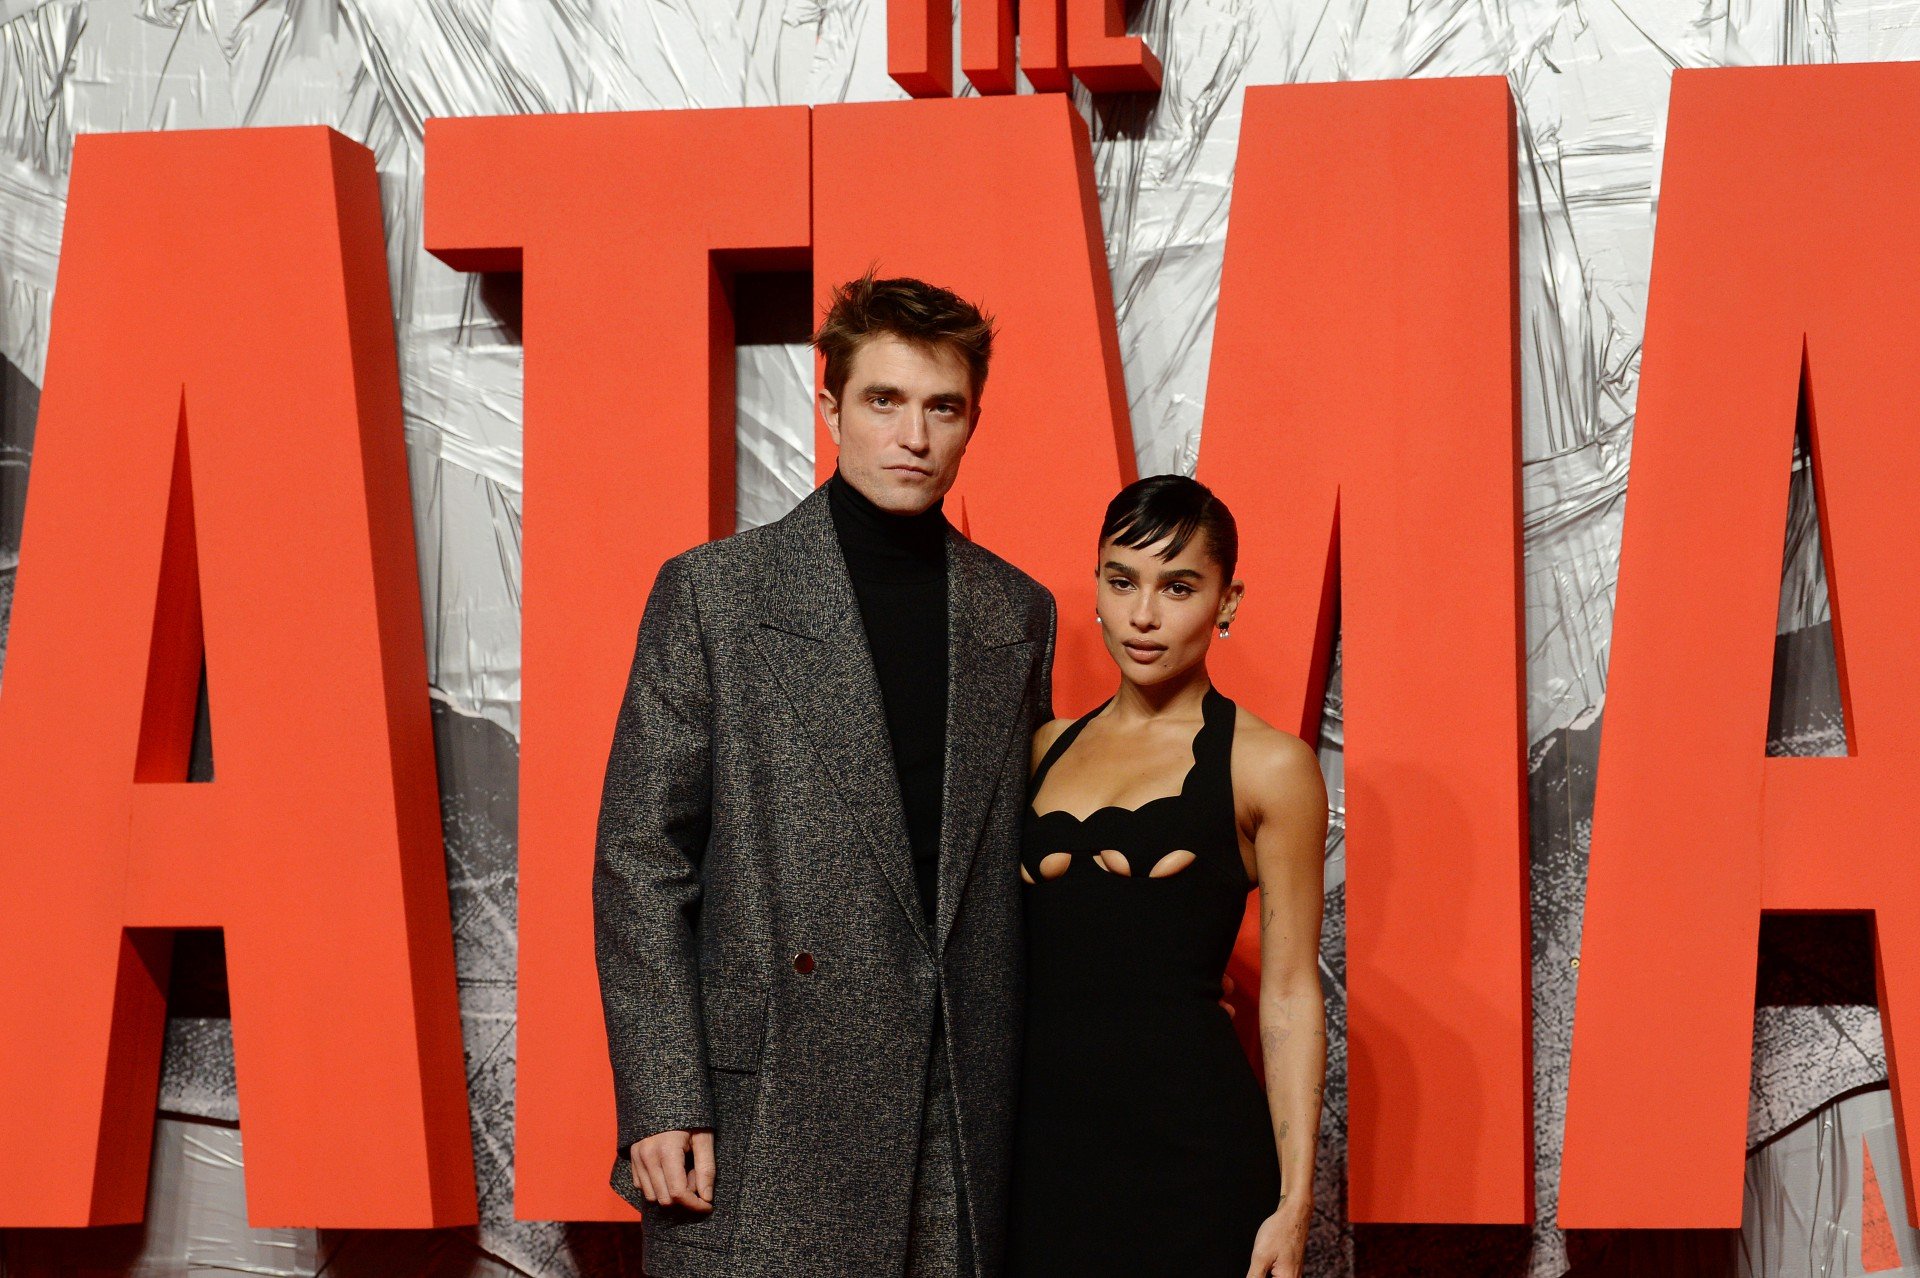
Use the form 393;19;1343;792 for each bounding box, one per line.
817;332;979;515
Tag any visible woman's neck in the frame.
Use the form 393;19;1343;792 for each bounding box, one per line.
1106;663;1213;725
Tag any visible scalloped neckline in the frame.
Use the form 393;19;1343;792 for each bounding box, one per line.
1027;701;1208;825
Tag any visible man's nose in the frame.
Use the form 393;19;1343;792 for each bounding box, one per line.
901;409;931;452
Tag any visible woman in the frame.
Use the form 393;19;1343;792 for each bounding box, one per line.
1005;475;1329;1278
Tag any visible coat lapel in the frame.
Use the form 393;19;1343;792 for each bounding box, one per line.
935;532;1034;954
748;487;932;955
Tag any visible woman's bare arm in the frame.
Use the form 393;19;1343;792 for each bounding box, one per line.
1240;725;1329;1277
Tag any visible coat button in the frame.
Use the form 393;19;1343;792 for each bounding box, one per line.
792;951;815;974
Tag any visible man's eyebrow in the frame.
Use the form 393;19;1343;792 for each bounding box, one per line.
854;382;970;407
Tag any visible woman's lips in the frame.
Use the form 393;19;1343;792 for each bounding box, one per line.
1122;642;1165;663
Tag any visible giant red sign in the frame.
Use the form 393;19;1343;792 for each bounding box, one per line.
0;60;1896;1240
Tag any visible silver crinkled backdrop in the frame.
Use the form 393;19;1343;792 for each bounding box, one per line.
0;1;1903;1275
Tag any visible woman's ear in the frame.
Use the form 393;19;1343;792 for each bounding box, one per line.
1219;578;1246;627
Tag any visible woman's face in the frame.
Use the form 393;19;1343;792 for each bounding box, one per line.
1094;532;1242;688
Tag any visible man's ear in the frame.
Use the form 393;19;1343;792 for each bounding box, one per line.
817;386;842;445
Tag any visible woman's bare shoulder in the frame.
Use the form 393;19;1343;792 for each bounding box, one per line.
1228;705;1327;813
1029;718;1076;772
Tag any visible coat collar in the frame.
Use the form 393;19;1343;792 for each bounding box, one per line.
750;484;1032;954
754;484;1024;646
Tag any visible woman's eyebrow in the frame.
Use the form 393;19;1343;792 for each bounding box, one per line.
1105;559;1205;583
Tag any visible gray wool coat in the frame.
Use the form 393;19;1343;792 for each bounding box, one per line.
591;482;1057;1278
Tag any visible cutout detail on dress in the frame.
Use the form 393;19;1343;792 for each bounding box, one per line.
1148;849;1196;878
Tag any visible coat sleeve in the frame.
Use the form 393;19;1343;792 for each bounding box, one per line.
592;553;716;1154
1031;587;1058;732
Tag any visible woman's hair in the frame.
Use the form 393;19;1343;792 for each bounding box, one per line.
811;268;997;402
1099;474;1238;582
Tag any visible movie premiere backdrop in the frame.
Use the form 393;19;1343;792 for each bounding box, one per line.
0;0;1913;1275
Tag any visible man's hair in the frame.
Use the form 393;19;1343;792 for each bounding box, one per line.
812;270;997;403
1099;474;1239;583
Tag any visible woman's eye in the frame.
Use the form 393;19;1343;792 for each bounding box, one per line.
1107;578;1132;591
1168;584;1193;598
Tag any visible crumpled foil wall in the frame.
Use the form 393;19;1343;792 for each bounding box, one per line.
0;0;1900;1274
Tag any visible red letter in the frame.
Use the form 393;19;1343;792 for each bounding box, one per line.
887;0;953;97
0;127;472;1225
1066;0;1162;92
962;0;1016;94
425;107;810;1220
1021;0;1071;91
886;0;1141;95
1201;78;1530;1224
1562;63;1920;1229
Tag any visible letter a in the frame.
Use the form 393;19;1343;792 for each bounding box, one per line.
0;127;474;1225
1563;63;1920;1228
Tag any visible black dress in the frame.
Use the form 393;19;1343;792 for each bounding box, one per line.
1005;685;1281;1277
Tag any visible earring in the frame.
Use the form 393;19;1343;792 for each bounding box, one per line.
1218;622;1231;638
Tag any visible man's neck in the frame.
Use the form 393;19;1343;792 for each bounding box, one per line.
826;469;948;576
828;467;944;522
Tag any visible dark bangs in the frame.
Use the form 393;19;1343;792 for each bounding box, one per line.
1099;475;1238;581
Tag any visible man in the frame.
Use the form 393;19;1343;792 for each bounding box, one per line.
592;272;1056;1278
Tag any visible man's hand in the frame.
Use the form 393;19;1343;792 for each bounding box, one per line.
630;1129;715;1212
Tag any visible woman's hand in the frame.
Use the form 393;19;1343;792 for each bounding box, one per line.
1244;1194;1311;1278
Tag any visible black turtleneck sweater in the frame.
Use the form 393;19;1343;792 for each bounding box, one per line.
827;468;949;925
